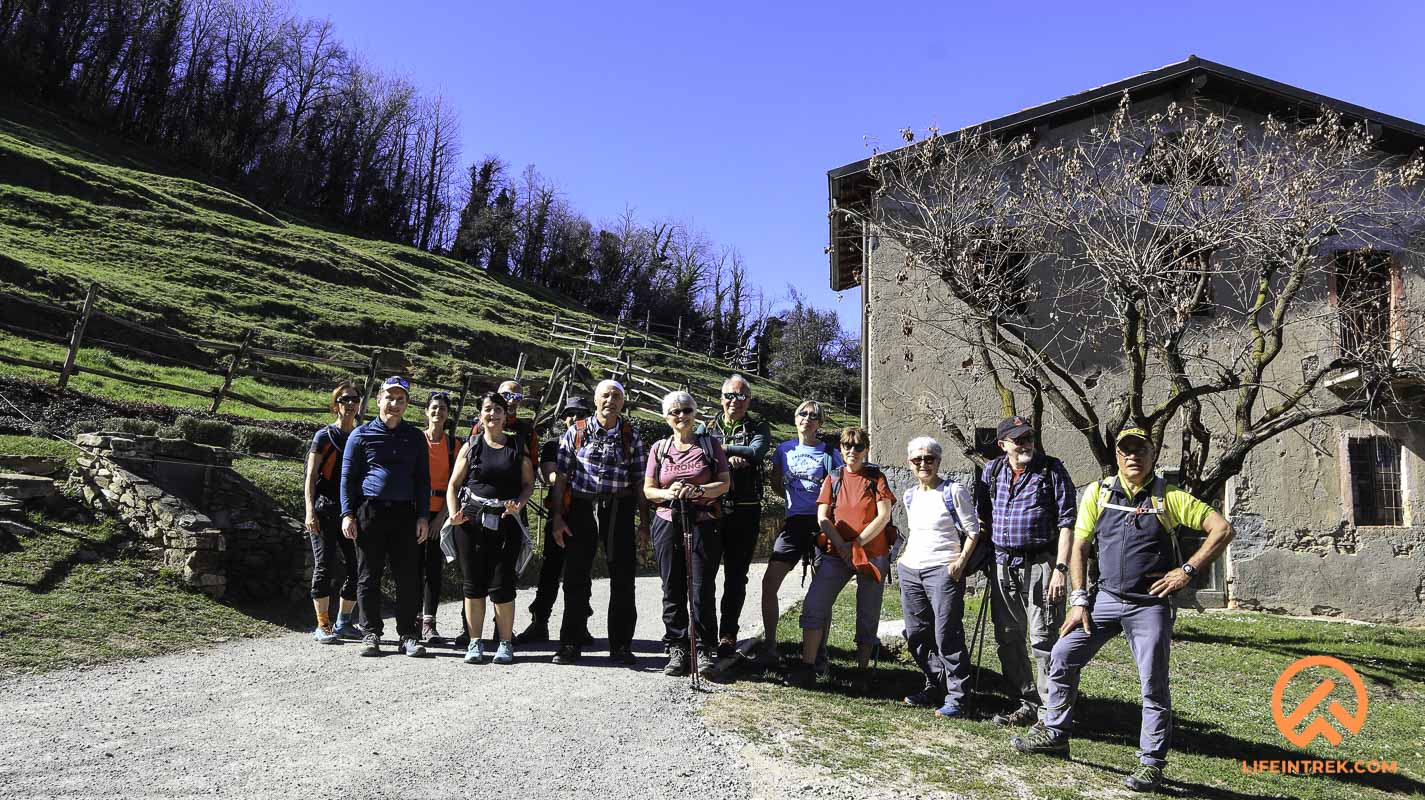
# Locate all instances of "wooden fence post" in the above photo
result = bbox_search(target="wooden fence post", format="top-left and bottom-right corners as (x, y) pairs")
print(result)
(514, 352), (527, 382)
(209, 329), (253, 413)
(451, 371), (473, 435)
(643, 310), (651, 348)
(358, 349), (381, 419)
(57, 282), (99, 391)
(675, 316), (683, 350)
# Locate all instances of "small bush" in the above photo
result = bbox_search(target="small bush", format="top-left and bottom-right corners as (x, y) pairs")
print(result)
(173, 416), (234, 448)
(71, 420), (99, 435)
(101, 417), (160, 436)
(156, 425), (182, 439)
(233, 426), (305, 458)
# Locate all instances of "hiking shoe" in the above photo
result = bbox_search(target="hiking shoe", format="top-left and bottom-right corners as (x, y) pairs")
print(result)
(935, 699), (965, 718)
(904, 689), (941, 708)
(552, 644), (581, 665)
(1010, 725), (1069, 757)
(1124, 764), (1163, 792)
(464, 639), (485, 664)
(664, 646), (689, 676)
(400, 637), (427, 657)
(513, 619), (549, 645)
(717, 638), (737, 659)
(609, 645), (637, 666)
(333, 618), (362, 640)
(749, 644), (780, 670)
(421, 618), (442, 644)
(697, 650), (719, 678)
(313, 625), (339, 644)
(360, 633), (381, 657)
(993, 704), (1039, 727)
(492, 640), (515, 665)
(785, 663), (819, 689)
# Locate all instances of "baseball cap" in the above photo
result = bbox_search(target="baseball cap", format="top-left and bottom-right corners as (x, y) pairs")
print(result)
(1116, 427), (1152, 446)
(996, 415), (1034, 441)
(561, 396), (593, 417)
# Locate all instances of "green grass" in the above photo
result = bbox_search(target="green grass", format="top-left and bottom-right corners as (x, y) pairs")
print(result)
(0, 506), (282, 675)
(0, 433), (78, 478)
(0, 98), (842, 438)
(708, 587), (1425, 800)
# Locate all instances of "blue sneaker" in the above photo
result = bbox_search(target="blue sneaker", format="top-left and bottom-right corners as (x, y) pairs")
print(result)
(313, 625), (339, 644)
(334, 617), (362, 640)
(935, 700), (965, 718)
(464, 640), (485, 664)
(492, 640), (514, 665)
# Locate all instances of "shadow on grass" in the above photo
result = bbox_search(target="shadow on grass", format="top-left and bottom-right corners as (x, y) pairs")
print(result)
(1173, 627), (1424, 690)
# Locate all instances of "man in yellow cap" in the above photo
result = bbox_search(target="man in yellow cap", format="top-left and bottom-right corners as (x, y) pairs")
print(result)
(1010, 427), (1234, 793)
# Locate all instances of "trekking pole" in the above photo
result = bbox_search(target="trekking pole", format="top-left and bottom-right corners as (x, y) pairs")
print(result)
(970, 572), (991, 695)
(680, 499), (701, 690)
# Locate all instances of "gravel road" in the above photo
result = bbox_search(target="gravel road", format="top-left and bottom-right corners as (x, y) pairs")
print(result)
(0, 565), (804, 799)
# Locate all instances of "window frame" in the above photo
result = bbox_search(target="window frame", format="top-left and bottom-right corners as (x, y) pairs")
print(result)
(1338, 431), (1408, 528)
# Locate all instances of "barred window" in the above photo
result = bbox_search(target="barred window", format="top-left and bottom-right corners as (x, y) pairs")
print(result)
(1346, 435), (1404, 527)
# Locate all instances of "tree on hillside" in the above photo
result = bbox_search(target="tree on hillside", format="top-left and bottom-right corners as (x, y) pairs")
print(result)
(856, 99), (1425, 498)
(450, 156), (506, 267)
(766, 288), (860, 408)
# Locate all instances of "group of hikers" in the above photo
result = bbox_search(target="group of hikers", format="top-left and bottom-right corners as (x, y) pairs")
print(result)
(302, 371), (1234, 793)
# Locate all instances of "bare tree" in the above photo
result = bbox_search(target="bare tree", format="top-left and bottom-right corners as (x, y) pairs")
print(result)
(858, 97), (1425, 498)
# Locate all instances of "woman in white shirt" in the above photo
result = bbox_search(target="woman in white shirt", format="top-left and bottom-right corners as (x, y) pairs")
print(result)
(898, 436), (981, 718)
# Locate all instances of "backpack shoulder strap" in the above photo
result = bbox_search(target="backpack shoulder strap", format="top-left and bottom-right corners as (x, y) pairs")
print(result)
(942, 480), (963, 532)
(1097, 475), (1116, 511)
(445, 433), (458, 474)
(572, 417), (589, 450)
(696, 433), (717, 470)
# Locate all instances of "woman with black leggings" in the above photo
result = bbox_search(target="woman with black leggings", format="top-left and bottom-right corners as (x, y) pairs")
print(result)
(304, 381), (362, 643)
(446, 392), (533, 665)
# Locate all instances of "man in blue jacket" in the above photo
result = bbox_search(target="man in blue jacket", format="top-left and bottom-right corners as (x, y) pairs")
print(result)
(341, 376), (432, 658)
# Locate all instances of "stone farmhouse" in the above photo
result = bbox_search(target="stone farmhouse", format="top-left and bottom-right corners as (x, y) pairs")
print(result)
(826, 56), (1425, 625)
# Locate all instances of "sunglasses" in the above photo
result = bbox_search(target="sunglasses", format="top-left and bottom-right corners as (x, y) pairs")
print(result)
(383, 377), (410, 390)
(909, 455), (938, 465)
(500, 391), (523, 403)
(722, 392), (748, 401)
(796, 411), (822, 420)
(428, 391), (450, 402)
(841, 442), (868, 452)
(337, 395), (360, 405)
(667, 407), (695, 417)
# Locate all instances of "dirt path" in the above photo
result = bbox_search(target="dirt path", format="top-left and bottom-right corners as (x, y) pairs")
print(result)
(0, 565), (804, 799)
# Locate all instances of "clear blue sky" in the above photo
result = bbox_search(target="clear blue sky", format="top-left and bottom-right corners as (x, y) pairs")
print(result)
(292, 0), (1425, 332)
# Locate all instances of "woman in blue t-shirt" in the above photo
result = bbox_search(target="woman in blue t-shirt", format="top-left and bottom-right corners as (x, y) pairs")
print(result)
(753, 400), (842, 667)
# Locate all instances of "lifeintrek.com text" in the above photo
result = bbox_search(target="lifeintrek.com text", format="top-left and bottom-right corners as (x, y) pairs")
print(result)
(1240, 759), (1399, 775)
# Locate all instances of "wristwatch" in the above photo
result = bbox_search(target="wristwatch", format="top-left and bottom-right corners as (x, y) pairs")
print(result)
(1180, 562), (1198, 578)
(1054, 562), (1069, 575)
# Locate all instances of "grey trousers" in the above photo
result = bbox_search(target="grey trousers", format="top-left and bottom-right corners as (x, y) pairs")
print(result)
(799, 552), (889, 644)
(1043, 590), (1174, 767)
(898, 562), (970, 703)
(989, 549), (1063, 713)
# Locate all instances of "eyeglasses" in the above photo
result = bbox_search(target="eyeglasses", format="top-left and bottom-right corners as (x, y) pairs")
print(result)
(1010, 434), (1036, 446)
(909, 455), (938, 465)
(667, 407), (695, 417)
(500, 391), (523, 403)
(722, 392), (748, 402)
(337, 395), (360, 405)
(1117, 439), (1151, 456)
(796, 411), (821, 420)
(841, 442), (868, 452)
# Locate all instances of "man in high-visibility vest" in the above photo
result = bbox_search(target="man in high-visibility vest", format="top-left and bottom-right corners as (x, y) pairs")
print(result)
(1010, 427), (1234, 793)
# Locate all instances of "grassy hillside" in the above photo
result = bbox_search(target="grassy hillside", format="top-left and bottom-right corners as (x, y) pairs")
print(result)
(0, 98), (839, 435)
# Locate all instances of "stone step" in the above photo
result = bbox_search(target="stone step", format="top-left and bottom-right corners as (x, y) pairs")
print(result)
(0, 473), (57, 502)
(0, 455), (66, 477)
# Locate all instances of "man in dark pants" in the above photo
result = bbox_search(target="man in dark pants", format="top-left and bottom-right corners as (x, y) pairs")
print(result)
(515, 396), (594, 645)
(696, 374), (770, 658)
(548, 380), (651, 665)
(340, 376), (432, 658)
(1011, 427), (1234, 793)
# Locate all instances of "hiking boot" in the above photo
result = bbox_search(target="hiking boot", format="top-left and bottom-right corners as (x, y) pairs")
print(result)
(464, 639), (485, 664)
(1124, 764), (1163, 792)
(1010, 725), (1069, 758)
(400, 637), (427, 658)
(421, 618), (442, 644)
(904, 689), (941, 708)
(333, 618), (362, 640)
(993, 703), (1039, 728)
(696, 650), (718, 678)
(513, 619), (549, 645)
(935, 699), (966, 718)
(552, 644), (581, 665)
(313, 625), (339, 644)
(717, 638), (737, 659)
(664, 646), (689, 676)
(360, 633), (381, 657)
(609, 645), (637, 666)
(492, 640), (515, 665)
(785, 663), (818, 689)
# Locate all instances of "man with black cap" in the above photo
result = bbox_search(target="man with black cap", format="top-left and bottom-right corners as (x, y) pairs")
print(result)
(340, 376), (432, 658)
(976, 415), (1077, 726)
(1011, 426), (1233, 793)
(514, 395), (596, 644)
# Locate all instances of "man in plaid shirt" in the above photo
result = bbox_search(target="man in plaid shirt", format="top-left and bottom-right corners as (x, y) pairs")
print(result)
(976, 416), (1077, 726)
(549, 379), (651, 666)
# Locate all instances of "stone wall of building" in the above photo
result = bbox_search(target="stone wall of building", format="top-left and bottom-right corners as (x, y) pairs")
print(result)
(74, 433), (309, 602)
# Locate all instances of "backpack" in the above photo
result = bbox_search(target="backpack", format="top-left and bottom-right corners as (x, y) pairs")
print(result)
(1093, 475), (1183, 566)
(311, 425), (345, 511)
(572, 416), (640, 482)
(984, 455), (1058, 506)
(818, 464), (899, 557)
(471, 417), (536, 464)
(904, 480), (991, 576)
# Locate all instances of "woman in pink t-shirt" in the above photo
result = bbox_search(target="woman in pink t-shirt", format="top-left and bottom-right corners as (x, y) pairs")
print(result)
(643, 390), (731, 678)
